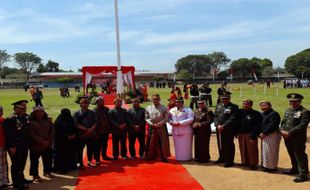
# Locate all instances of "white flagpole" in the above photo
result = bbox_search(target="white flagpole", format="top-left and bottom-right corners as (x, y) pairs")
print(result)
(114, 0), (124, 96)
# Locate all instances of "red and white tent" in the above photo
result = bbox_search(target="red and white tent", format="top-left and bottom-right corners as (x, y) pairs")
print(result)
(81, 66), (135, 94)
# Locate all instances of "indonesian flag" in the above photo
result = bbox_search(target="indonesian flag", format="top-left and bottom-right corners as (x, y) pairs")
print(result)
(251, 67), (258, 81)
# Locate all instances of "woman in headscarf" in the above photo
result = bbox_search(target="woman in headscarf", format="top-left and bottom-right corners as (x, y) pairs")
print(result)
(53, 108), (77, 174)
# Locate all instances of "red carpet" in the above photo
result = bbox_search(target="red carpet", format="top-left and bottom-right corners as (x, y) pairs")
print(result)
(98, 93), (116, 105)
(75, 104), (203, 190)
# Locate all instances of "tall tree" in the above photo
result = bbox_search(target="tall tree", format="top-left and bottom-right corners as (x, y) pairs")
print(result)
(285, 48), (310, 78)
(208, 51), (231, 80)
(0, 50), (11, 70)
(0, 66), (20, 78)
(175, 55), (212, 78)
(37, 63), (48, 73)
(230, 58), (262, 79)
(14, 52), (41, 82)
(176, 69), (193, 81)
(46, 60), (60, 72)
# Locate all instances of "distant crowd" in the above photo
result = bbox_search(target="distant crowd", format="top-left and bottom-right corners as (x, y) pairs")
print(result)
(283, 78), (310, 88)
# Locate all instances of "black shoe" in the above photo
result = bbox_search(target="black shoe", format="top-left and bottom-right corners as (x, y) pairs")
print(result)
(13, 184), (26, 190)
(249, 165), (258, 170)
(102, 156), (113, 161)
(262, 168), (277, 173)
(214, 159), (225, 164)
(293, 176), (308, 183)
(282, 169), (298, 175)
(23, 179), (33, 184)
(224, 163), (234, 168)
(122, 156), (129, 160)
(78, 164), (85, 170)
(161, 159), (168, 163)
(113, 157), (118, 160)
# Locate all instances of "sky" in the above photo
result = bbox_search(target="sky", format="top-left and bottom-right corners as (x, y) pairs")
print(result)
(1, 0), (310, 72)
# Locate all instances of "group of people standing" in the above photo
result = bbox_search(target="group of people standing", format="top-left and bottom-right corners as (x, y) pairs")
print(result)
(213, 91), (310, 183)
(165, 89), (310, 183)
(0, 89), (309, 190)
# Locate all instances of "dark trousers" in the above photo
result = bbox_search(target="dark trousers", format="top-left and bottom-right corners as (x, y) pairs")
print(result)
(216, 130), (235, 164)
(94, 133), (110, 162)
(284, 137), (309, 177)
(112, 133), (127, 158)
(205, 95), (212, 107)
(77, 139), (96, 164)
(200, 95), (213, 107)
(9, 144), (28, 186)
(190, 97), (199, 110)
(29, 148), (52, 176)
(34, 99), (43, 107)
(194, 129), (211, 162)
(128, 132), (145, 157)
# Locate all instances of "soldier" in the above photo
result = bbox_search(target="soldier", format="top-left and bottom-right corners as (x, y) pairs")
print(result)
(214, 91), (239, 167)
(193, 98), (214, 163)
(3, 100), (33, 190)
(280, 93), (310, 183)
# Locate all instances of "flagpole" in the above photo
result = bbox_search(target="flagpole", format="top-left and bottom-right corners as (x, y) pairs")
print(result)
(114, 0), (124, 96)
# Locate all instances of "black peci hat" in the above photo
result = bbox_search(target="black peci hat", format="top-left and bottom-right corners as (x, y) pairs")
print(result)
(175, 97), (184, 102)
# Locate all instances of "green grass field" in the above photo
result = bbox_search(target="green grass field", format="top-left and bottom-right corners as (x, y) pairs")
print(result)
(0, 83), (309, 120)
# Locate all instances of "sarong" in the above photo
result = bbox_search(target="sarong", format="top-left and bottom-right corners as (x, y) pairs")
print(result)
(261, 132), (281, 169)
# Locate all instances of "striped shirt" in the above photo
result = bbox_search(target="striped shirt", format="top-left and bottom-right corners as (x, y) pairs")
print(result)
(29, 119), (54, 151)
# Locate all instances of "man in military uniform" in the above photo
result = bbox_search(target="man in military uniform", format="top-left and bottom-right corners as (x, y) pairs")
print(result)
(280, 93), (310, 183)
(3, 100), (32, 190)
(193, 98), (214, 163)
(214, 91), (238, 167)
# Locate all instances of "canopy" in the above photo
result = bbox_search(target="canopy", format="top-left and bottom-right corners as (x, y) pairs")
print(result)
(82, 66), (135, 94)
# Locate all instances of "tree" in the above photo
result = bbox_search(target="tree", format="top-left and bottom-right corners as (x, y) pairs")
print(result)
(0, 66), (20, 78)
(176, 69), (193, 81)
(46, 60), (60, 72)
(37, 63), (48, 73)
(262, 66), (275, 77)
(208, 51), (231, 80)
(14, 52), (41, 82)
(0, 50), (11, 70)
(175, 55), (212, 78)
(285, 48), (310, 78)
(230, 58), (262, 79)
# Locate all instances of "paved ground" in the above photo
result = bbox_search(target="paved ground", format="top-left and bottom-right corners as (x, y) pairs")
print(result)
(4, 131), (310, 190)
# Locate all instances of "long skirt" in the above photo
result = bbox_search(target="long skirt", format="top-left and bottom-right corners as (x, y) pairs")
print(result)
(53, 140), (77, 174)
(146, 127), (171, 160)
(261, 132), (281, 169)
(238, 133), (258, 166)
(173, 133), (193, 161)
(0, 147), (9, 186)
